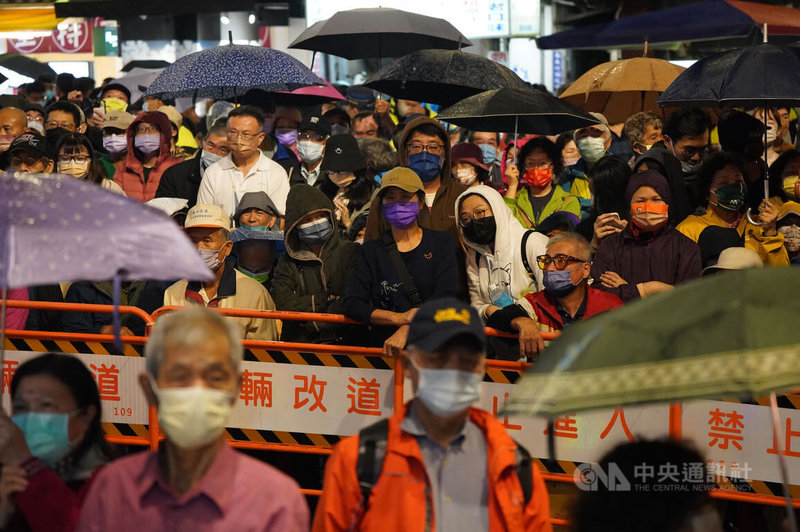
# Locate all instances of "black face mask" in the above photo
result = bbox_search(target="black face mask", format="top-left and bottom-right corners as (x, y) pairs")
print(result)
(463, 216), (497, 245)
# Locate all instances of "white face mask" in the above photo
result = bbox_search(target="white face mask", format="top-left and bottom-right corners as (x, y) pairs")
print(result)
(27, 120), (45, 134)
(766, 128), (778, 144)
(201, 149), (223, 171)
(455, 167), (477, 186)
(576, 136), (606, 164)
(412, 357), (482, 417)
(297, 140), (324, 164)
(103, 134), (128, 154)
(150, 377), (234, 449)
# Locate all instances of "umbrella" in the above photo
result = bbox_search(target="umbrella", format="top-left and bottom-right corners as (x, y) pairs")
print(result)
(114, 67), (164, 104)
(0, 171), (213, 354)
(436, 87), (601, 136)
(121, 60), (171, 72)
(657, 42), (800, 108)
(503, 267), (800, 530)
(144, 44), (324, 100)
(273, 78), (345, 107)
(288, 8), (472, 60)
(0, 53), (55, 79)
(364, 49), (528, 108)
(559, 57), (685, 124)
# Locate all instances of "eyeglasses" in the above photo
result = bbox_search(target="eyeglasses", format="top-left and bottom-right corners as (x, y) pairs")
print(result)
(27, 115), (44, 123)
(226, 129), (259, 141)
(524, 161), (553, 171)
(677, 144), (711, 158)
(135, 125), (160, 135)
(536, 254), (586, 270)
(45, 121), (75, 131)
(459, 208), (490, 227)
(58, 154), (90, 163)
(407, 142), (444, 155)
(10, 155), (46, 168)
(298, 131), (327, 142)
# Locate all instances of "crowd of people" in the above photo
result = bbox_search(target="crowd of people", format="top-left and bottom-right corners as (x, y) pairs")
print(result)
(1, 67), (796, 531)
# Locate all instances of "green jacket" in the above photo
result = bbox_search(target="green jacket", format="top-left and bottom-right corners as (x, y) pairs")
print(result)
(270, 184), (361, 343)
(504, 185), (581, 229)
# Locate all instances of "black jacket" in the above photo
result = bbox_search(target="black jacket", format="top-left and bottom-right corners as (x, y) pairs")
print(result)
(155, 156), (203, 209)
(270, 184), (362, 343)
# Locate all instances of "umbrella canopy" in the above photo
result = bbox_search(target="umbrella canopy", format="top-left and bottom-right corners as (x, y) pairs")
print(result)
(504, 268), (800, 419)
(437, 87), (600, 136)
(274, 78), (344, 106)
(144, 44), (324, 100)
(537, 0), (800, 50)
(560, 57), (685, 124)
(288, 8), (472, 60)
(0, 53), (55, 79)
(114, 67), (164, 104)
(364, 49), (528, 107)
(0, 171), (212, 289)
(657, 42), (800, 108)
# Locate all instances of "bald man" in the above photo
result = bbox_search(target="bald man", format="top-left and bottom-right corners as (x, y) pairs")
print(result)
(0, 107), (27, 153)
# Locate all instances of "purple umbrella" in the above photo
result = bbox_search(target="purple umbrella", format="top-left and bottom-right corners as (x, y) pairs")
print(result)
(0, 171), (213, 355)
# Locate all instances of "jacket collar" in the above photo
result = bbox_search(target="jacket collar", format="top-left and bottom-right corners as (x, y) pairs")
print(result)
(185, 258), (236, 306)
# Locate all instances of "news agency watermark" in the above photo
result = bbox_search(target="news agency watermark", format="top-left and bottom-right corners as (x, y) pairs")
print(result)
(573, 461), (752, 492)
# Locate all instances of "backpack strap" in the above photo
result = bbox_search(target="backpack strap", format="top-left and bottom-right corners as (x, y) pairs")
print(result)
(514, 441), (534, 506)
(380, 231), (422, 307)
(520, 230), (536, 281)
(356, 417), (390, 516)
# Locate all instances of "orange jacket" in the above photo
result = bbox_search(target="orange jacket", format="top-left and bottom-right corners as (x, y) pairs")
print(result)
(312, 403), (553, 532)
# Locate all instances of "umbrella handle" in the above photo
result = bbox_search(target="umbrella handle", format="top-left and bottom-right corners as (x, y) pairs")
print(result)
(745, 207), (764, 226)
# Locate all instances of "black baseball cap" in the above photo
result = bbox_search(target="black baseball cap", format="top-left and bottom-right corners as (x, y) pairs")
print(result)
(407, 298), (486, 353)
(299, 114), (331, 138)
(7, 131), (55, 161)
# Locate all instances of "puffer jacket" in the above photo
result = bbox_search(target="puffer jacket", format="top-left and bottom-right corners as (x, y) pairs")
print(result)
(113, 112), (181, 201)
(456, 185), (549, 322)
(270, 184), (361, 343)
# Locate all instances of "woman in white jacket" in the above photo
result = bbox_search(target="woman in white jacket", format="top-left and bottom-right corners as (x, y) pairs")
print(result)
(455, 185), (549, 323)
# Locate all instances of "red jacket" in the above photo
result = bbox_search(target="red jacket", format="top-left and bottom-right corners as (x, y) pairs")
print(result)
(312, 403), (553, 532)
(113, 112), (181, 201)
(520, 286), (623, 335)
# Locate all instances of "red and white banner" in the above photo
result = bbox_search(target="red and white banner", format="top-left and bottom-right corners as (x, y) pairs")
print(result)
(7, 22), (93, 54)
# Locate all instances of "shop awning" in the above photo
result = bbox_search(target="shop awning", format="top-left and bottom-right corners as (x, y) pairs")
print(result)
(0, 6), (63, 32)
(537, 0), (800, 50)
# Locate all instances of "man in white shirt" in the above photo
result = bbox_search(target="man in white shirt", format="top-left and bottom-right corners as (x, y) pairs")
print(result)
(197, 105), (290, 221)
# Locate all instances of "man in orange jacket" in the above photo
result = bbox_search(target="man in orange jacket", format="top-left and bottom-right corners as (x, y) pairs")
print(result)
(312, 297), (552, 532)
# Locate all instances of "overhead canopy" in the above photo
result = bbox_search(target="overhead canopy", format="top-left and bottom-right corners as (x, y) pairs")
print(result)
(54, 0), (289, 17)
(537, 0), (800, 50)
(0, 6), (63, 32)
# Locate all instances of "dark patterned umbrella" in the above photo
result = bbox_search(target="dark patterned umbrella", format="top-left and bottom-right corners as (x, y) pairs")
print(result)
(288, 8), (471, 60)
(364, 49), (528, 107)
(437, 87), (600, 135)
(144, 44), (324, 100)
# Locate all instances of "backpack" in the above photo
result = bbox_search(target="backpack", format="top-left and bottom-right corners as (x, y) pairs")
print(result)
(356, 418), (534, 514)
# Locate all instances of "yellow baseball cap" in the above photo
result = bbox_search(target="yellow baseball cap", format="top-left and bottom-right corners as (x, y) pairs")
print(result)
(184, 204), (232, 230)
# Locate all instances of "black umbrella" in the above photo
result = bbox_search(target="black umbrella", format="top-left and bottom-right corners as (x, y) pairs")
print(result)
(0, 53), (55, 79)
(437, 87), (600, 136)
(657, 43), (800, 108)
(121, 60), (172, 72)
(363, 49), (528, 107)
(288, 8), (472, 60)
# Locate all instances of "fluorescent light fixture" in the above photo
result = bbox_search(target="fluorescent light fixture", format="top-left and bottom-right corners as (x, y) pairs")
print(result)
(248, 13), (256, 24)
(220, 14), (230, 25)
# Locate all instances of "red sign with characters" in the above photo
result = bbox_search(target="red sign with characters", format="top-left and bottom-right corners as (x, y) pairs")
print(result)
(8, 22), (93, 54)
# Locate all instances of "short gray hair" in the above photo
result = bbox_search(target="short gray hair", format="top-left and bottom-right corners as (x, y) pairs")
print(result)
(547, 232), (592, 262)
(144, 307), (243, 377)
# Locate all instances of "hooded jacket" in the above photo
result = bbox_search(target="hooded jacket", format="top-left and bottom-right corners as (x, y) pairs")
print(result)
(456, 185), (549, 322)
(591, 171), (702, 302)
(633, 147), (693, 223)
(364, 116), (467, 243)
(270, 184), (361, 343)
(113, 112), (181, 201)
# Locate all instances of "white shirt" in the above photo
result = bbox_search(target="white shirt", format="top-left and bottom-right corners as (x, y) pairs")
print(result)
(196, 151), (290, 217)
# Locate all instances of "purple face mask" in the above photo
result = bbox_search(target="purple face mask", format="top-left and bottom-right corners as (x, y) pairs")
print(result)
(382, 201), (419, 229)
(275, 128), (297, 146)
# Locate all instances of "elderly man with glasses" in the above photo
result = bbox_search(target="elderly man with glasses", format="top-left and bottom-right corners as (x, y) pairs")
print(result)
(197, 105), (290, 224)
(487, 232), (622, 360)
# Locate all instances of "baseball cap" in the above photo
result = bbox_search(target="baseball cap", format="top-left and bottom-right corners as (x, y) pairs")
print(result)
(299, 114), (331, 138)
(378, 167), (424, 195)
(320, 134), (365, 173)
(702, 247), (763, 274)
(407, 298), (486, 352)
(184, 204), (232, 230)
(102, 110), (134, 131)
(346, 85), (375, 110)
(8, 131), (54, 161)
(101, 82), (132, 103)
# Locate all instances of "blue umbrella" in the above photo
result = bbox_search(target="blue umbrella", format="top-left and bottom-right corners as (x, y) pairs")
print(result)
(0, 171), (213, 353)
(144, 44), (324, 100)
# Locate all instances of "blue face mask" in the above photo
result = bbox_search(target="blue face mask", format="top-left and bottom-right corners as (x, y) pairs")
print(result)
(479, 144), (497, 165)
(12, 412), (74, 467)
(297, 217), (333, 246)
(543, 270), (578, 298)
(408, 152), (441, 182)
